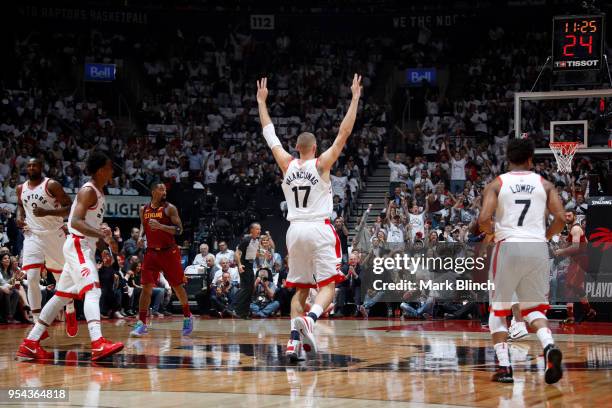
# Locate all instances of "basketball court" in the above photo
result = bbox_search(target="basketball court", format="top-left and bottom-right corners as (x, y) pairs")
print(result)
(1, 317), (611, 407)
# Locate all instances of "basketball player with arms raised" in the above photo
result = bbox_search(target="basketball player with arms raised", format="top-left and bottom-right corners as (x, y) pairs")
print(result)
(257, 74), (361, 361)
(130, 183), (193, 337)
(17, 158), (78, 337)
(17, 151), (124, 361)
(479, 138), (566, 384)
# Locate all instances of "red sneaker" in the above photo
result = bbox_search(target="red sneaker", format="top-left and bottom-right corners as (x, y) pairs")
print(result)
(66, 312), (78, 337)
(40, 330), (49, 341)
(16, 339), (54, 361)
(91, 338), (124, 361)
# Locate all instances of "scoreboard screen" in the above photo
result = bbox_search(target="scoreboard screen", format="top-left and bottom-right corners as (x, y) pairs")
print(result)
(552, 15), (604, 72)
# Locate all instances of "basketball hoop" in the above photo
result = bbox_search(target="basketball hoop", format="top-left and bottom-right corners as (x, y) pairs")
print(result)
(549, 141), (579, 173)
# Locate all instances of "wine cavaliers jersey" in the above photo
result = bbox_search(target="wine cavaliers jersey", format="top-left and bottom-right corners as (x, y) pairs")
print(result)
(143, 203), (176, 249)
(281, 158), (333, 222)
(494, 171), (547, 242)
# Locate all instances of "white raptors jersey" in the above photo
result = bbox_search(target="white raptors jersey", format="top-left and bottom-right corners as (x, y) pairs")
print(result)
(282, 158), (333, 222)
(20, 178), (64, 234)
(495, 171), (547, 242)
(68, 182), (105, 243)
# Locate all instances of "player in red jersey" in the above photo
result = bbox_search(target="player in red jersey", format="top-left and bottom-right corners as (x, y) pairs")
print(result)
(555, 210), (596, 323)
(130, 183), (193, 337)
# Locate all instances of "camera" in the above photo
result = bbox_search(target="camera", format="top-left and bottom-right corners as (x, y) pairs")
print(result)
(261, 276), (268, 282)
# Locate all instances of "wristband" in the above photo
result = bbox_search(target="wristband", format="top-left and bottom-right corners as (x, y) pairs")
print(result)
(262, 124), (281, 149)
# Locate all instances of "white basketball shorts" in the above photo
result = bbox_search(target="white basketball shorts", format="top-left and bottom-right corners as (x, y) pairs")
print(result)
(55, 234), (100, 299)
(21, 228), (66, 275)
(285, 219), (345, 289)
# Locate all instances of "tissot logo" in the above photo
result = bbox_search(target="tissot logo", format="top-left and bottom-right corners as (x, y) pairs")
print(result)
(566, 60), (599, 67)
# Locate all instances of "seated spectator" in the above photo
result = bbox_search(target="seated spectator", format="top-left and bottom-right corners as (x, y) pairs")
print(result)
(210, 271), (238, 317)
(400, 289), (434, 319)
(0, 252), (30, 323)
(214, 257), (240, 284)
(250, 268), (280, 318)
(192, 243), (210, 266)
(122, 227), (143, 258)
(99, 249), (125, 319)
(335, 253), (362, 317)
(196, 254), (221, 314)
(215, 241), (235, 266)
(125, 261), (143, 316)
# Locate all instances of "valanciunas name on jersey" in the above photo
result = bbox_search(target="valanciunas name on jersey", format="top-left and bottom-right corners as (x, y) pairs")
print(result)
(284, 170), (319, 186)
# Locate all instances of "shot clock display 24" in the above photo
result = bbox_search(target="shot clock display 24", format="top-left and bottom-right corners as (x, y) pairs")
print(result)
(552, 15), (604, 72)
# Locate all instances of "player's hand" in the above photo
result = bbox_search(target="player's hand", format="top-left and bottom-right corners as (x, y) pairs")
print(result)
(148, 219), (161, 230)
(256, 78), (268, 104)
(32, 207), (48, 217)
(351, 73), (362, 101)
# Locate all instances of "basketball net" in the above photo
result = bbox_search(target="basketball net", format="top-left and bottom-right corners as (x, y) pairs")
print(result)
(549, 141), (579, 173)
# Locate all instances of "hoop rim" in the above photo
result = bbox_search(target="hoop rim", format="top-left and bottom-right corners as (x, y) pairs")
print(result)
(549, 141), (580, 147)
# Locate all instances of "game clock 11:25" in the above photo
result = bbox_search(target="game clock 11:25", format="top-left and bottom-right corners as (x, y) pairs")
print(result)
(552, 15), (604, 72)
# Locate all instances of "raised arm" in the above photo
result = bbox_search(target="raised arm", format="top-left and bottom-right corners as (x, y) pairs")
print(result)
(257, 77), (293, 174)
(317, 74), (362, 173)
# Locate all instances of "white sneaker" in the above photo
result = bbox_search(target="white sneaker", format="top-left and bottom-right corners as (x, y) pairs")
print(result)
(113, 311), (125, 319)
(286, 339), (303, 362)
(294, 316), (317, 356)
(508, 320), (528, 341)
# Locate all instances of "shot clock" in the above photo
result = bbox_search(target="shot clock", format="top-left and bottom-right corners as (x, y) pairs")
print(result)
(552, 14), (605, 72)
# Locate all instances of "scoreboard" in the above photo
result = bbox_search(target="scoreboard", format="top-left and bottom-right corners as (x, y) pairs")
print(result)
(552, 14), (605, 72)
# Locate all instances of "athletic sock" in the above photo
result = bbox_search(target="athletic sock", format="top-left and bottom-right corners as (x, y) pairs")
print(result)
(27, 323), (47, 341)
(291, 330), (300, 341)
(32, 312), (40, 323)
(139, 310), (148, 324)
(536, 327), (554, 349)
(494, 342), (511, 367)
(87, 321), (102, 342)
(308, 304), (324, 322)
(182, 303), (191, 317)
(83, 290), (102, 342)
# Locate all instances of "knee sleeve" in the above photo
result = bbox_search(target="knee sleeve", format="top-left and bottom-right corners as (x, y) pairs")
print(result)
(26, 269), (43, 310)
(525, 311), (547, 325)
(489, 313), (509, 334)
(83, 287), (102, 322)
(39, 295), (71, 325)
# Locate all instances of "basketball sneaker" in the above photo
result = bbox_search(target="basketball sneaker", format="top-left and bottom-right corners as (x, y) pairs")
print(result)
(66, 311), (78, 337)
(129, 320), (148, 337)
(16, 339), (54, 361)
(491, 366), (514, 383)
(508, 320), (528, 342)
(91, 337), (124, 361)
(294, 316), (317, 355)
(286, 339), (303, 362)
(182, 315), (194, 336)
(544, 344), (563, 384)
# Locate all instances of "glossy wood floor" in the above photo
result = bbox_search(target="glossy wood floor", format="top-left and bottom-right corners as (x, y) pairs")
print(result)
(1, 316), (612, 407)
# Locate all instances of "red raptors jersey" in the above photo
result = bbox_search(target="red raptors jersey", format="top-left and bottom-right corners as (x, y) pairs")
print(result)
(143, 203), (175, 249)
